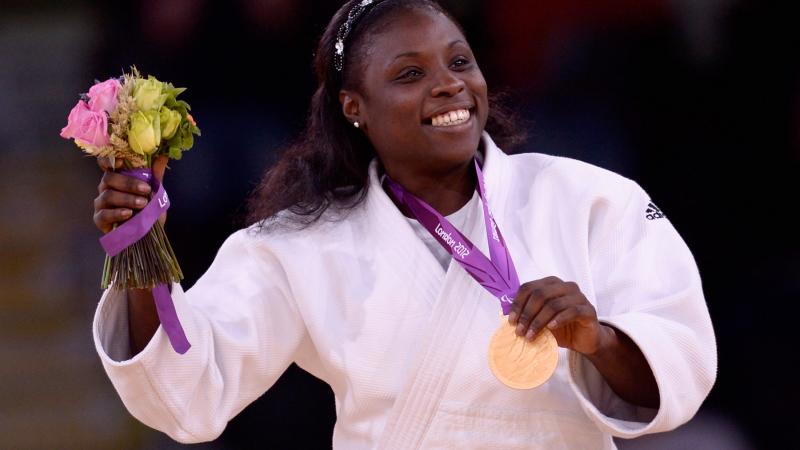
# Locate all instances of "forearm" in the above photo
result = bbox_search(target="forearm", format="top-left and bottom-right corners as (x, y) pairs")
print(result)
(127, 288), (161, 355)
(584, 325), (660, 409)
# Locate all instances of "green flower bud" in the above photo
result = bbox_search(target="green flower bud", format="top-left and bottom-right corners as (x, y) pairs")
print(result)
(128, 110), (161, 155)
(159, 107), (182, 140)
(133, 77), (167, 111)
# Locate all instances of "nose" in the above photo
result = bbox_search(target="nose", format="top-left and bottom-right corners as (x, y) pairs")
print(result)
(430, 68), (465, 97)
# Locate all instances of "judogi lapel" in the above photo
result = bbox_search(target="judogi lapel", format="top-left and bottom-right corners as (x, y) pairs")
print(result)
(373, 134), (511, 449)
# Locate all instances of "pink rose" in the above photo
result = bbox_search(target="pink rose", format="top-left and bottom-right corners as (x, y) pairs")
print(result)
(60, 100), (110, 147)
(87, 78), (121, 113)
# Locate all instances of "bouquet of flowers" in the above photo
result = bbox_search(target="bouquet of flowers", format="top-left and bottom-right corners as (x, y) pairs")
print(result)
(60, 67), (200, 353)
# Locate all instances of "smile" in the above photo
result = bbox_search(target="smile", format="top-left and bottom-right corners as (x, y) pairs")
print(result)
(431, 108), (470, 127)
(423, 105), (477, 130)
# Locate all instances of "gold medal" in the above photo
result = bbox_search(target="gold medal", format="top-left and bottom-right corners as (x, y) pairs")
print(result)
(488, 316), (559, 389)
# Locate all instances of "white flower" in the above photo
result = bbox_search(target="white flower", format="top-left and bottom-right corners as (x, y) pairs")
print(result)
(361, 0), (373, 6)
(335, 40), (344, 55)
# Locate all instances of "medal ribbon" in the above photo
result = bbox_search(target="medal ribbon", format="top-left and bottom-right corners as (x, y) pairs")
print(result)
(385, 159), (520, 315)
(99, 168), (191, 354)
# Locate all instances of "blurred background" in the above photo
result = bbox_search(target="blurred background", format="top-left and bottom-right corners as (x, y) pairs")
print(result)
(1, 0), (797, 448)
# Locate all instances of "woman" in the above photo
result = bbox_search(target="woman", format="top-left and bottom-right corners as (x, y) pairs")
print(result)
(92, 0), (717, 448)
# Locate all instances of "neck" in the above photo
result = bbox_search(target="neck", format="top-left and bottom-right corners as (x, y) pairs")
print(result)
(383, 159), (476, 216)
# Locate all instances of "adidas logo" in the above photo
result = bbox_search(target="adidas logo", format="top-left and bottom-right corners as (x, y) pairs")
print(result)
(645, 202), (666, 220)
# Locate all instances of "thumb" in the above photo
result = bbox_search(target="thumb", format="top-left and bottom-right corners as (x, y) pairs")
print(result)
(152, 155), (169, 183)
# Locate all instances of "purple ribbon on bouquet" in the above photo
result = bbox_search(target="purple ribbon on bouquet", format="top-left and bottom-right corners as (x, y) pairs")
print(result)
(385, 159), (520, 315)
(99, 168), (190, 354)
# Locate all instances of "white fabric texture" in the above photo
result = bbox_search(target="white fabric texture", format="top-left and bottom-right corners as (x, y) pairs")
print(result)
(93, 133), (717, 448)
(404, 189), (478, 271)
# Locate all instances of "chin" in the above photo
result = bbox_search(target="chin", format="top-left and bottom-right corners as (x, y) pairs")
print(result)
(422, 116), (483, 160)
(423, 136), (482, 174)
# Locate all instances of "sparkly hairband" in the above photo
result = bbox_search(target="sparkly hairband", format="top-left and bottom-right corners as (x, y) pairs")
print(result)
(334, 0), (385, 72)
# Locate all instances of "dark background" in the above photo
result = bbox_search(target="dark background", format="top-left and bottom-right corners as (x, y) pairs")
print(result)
(0, 0), (797, 448)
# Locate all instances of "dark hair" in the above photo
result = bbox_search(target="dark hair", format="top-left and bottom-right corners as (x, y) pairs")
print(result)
(246, 0), (526, 231)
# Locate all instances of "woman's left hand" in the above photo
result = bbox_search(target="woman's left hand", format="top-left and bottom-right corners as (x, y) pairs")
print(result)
(508, 276), (609, 355)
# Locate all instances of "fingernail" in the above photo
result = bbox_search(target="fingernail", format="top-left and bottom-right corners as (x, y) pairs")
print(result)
(121, 209), (132, 218)
(137, 183), (151, 194)
(135, 197), (146, 207)
(515, 323), (525, 336)
(547, 320), (557, 329)
(508, 311), (518, 325)
(526, 329), (535, 340)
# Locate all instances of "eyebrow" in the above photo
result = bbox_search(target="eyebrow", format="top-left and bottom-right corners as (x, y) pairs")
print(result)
(389, 39), (466, 63)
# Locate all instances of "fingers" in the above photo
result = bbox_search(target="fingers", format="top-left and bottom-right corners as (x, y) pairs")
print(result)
(93, 189), (151, 233)
(94, 171), (152, 234)
(152, 155), (168, 183)
(510, 279), (587, 340)
(97, 156), (168, 183)
(150, 156), (169, 226)
(94, 208), (133, 234)
(98, 171), (152, 196)
(508, 277), (563, 325)
(94, 189), (149, 212)
(508, 276), (561, 325)
(516, 292), (578, 339)
(92, 157), (169, 234)
(546, 304), (595, 331)
(97, 156), (123, 172)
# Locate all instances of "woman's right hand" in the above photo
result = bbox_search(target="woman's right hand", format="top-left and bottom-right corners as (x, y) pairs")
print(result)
(93, 156), (168, 233)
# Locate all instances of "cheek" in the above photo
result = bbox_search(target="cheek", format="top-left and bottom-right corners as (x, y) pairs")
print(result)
(373, 95), (420, 135)
(471, 75), (490, 124)
(362, 95), (420, 159)
(475, 71), (488, 98)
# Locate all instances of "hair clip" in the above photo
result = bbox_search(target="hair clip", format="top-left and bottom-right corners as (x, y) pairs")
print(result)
(334, 0), (381, 72)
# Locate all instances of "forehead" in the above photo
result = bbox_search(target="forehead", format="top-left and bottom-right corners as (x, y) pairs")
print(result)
(362, 8), (467, 68)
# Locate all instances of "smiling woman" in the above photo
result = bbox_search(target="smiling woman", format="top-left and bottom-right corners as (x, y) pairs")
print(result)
(340, 8), (488, 216)
(246, 0), (523, 227)
(90, 0), (717, 448)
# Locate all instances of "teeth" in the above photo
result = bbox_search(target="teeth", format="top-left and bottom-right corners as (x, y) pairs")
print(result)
(431, 108), (471, 127)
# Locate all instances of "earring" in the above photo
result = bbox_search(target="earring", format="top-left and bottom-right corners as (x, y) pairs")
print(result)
(353, 121), (360, 128)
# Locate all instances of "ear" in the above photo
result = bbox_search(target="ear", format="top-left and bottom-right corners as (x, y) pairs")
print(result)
(339, 90), (364, 127)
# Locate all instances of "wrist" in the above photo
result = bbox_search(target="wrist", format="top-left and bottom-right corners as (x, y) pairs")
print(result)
(585, 324), (618, 360)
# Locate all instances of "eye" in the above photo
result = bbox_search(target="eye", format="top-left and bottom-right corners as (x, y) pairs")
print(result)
(451, 57), (471, 69)
(397, 68), (423, 81)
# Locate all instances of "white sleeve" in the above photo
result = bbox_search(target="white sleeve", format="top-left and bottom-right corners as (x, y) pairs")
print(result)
(567, 182), (717, 438)
(92, 229), (309, 443)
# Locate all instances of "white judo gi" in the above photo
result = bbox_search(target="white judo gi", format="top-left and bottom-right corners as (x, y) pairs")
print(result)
(93, 132), (717, 449)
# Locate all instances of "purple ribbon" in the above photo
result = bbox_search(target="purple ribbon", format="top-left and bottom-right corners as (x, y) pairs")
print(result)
(385, 160), (520, 315)
(152, 283), (190, 354)
(100, 169), (170, 257)
(100, 168), (190, 354)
